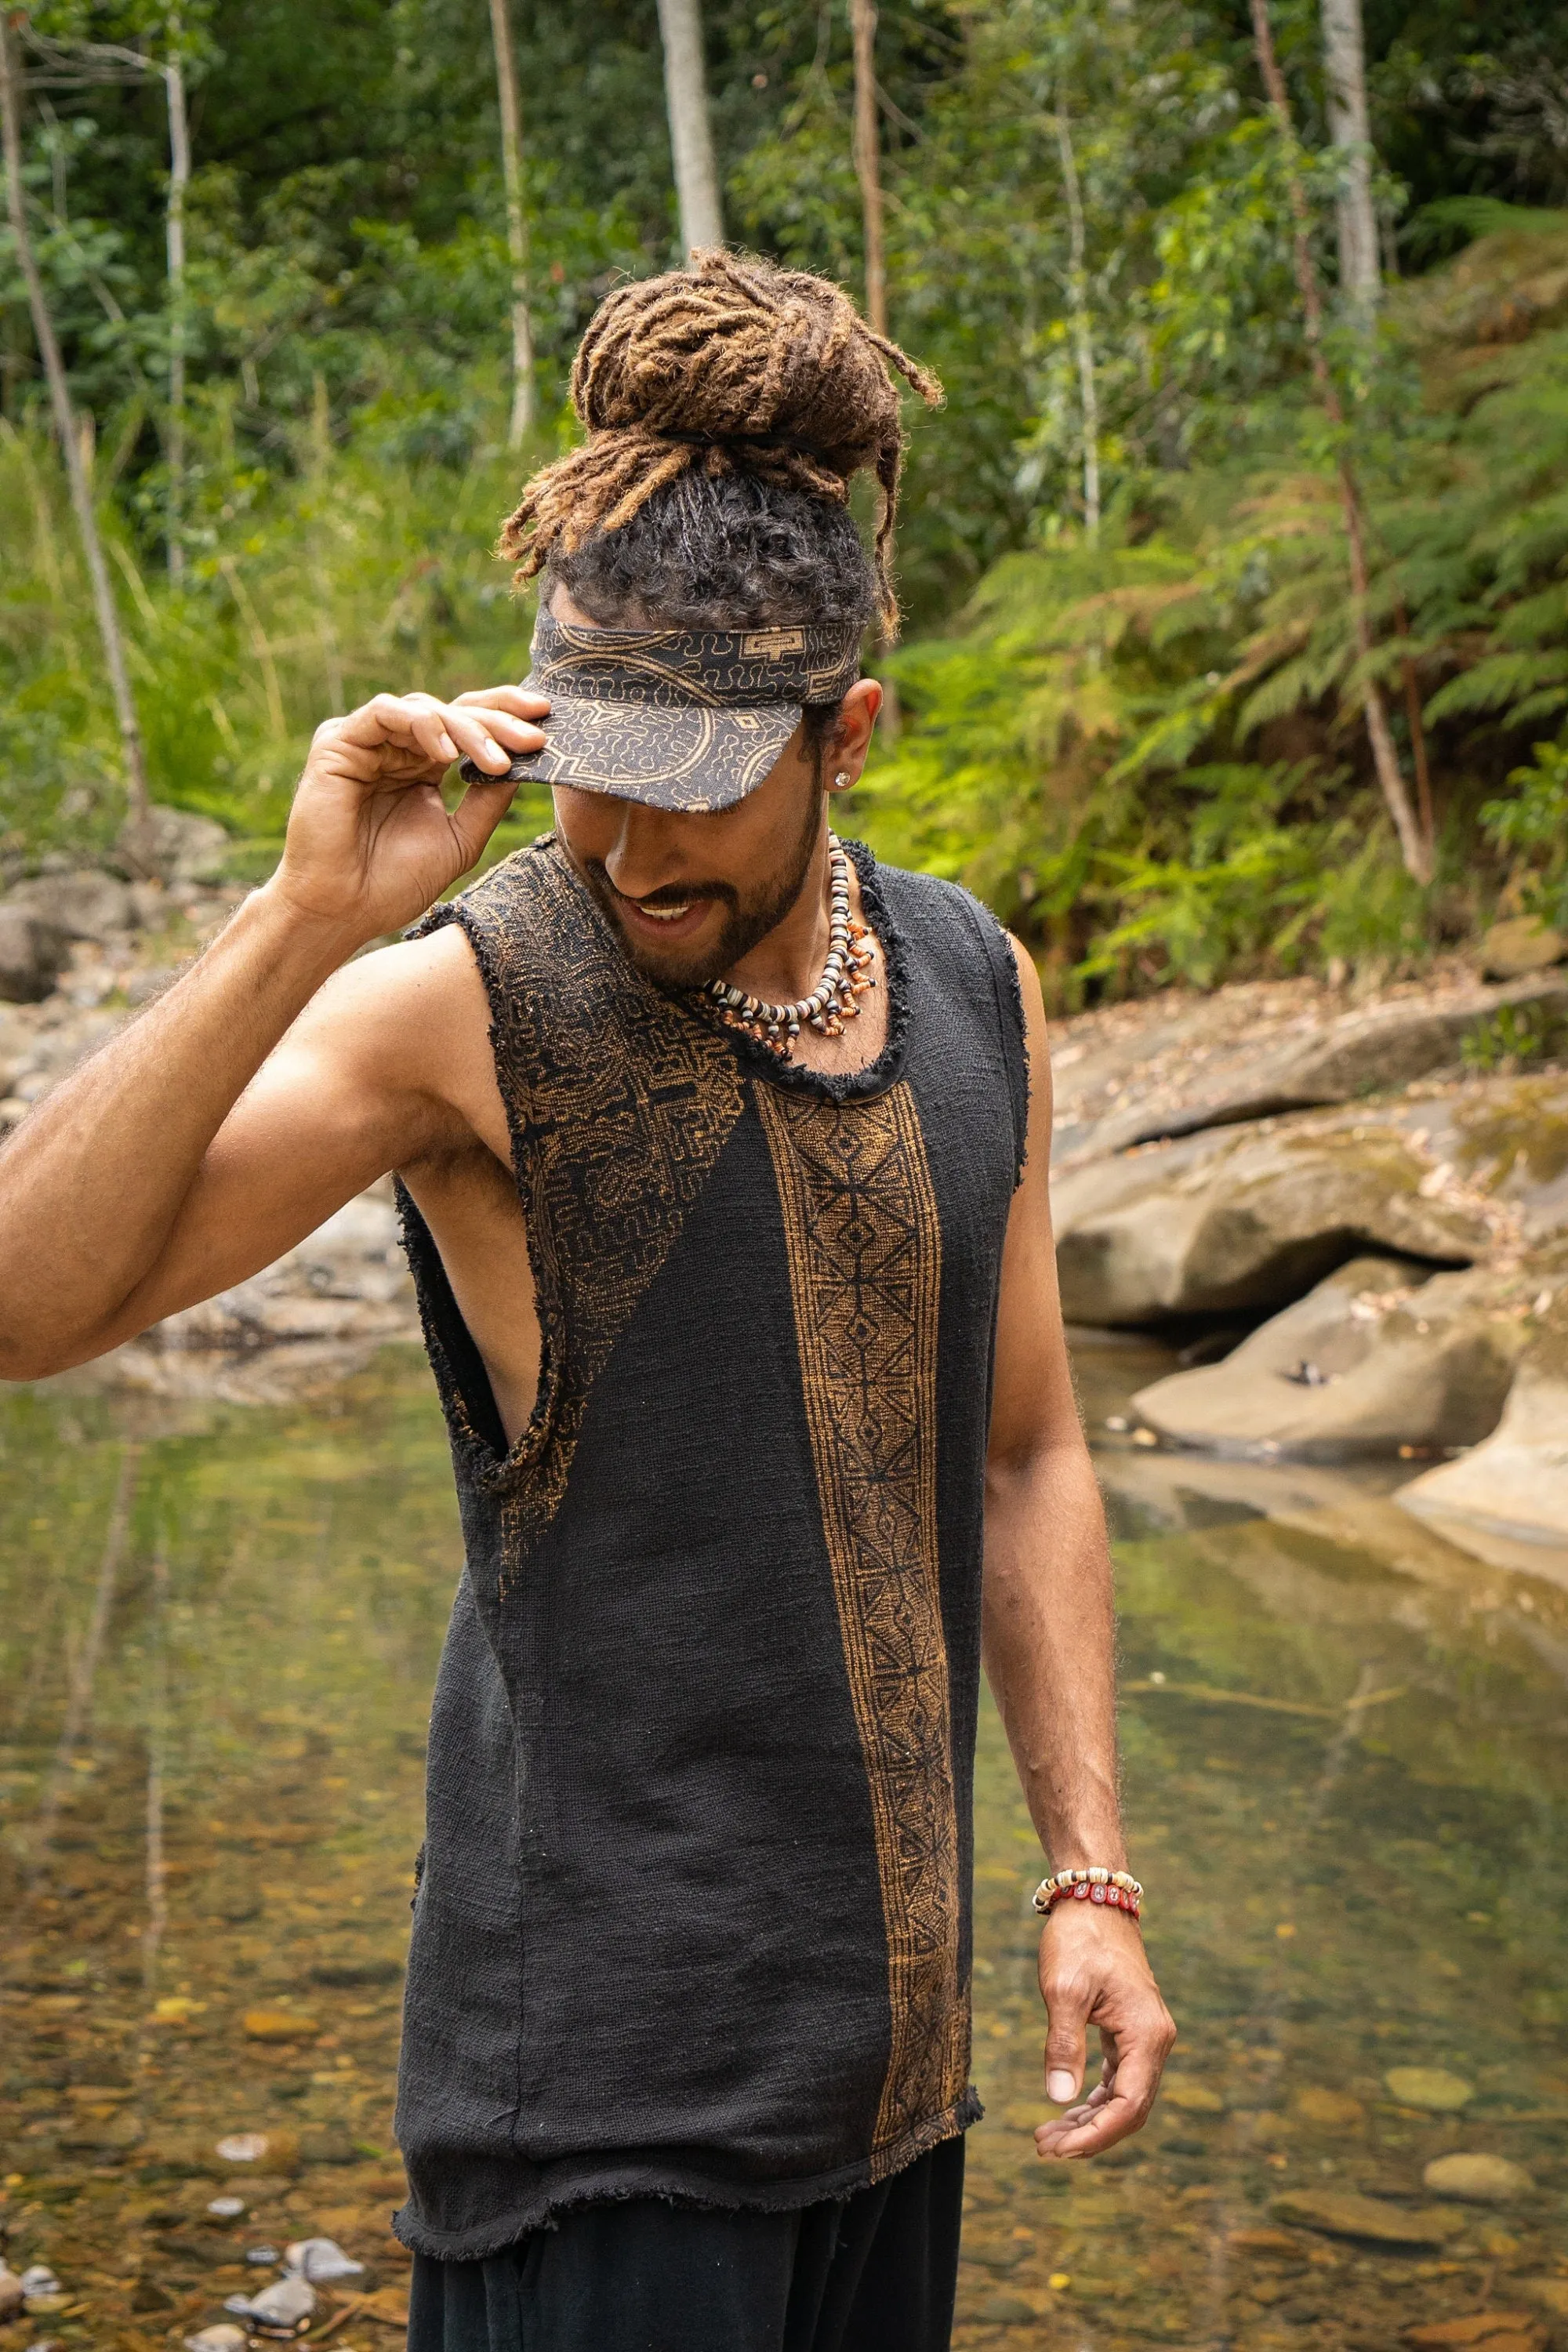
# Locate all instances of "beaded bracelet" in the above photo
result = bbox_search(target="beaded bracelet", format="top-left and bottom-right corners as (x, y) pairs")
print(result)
(1033, 1867), (1143, 1918)
(1042, 1881), (1142, 1921)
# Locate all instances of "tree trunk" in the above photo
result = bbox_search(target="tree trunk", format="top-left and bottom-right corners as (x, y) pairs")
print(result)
(655, 0), (724, 255)
(163, 39), (190, 578)
(1320, 0), (1379, 318)
(849, 0), (887, 337)
(1249, 0), (1431, 884)
(0, 7), (153, 865)
(488, 0), (535, 445)
(1053, 101), (1100, 543)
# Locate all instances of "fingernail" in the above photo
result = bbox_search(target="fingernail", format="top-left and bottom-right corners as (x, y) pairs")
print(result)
(1047, 2071), (1077, 2104)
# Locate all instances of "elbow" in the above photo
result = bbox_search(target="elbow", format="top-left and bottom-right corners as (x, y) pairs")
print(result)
(0, 1319), (116, 1384)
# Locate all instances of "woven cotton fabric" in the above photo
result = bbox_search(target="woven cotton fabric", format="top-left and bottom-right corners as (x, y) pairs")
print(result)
(391, 838), (1028, 2259)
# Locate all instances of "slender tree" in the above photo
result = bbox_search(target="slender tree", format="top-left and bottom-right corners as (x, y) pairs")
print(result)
(162, 24), (189, 575)
(1249, 0), (1431, 884)
(1052, 100), (1099, 543)
(849, 0), (887, 337)
(655, 0), (724, 254)
(1320, 0), (1378, 318)
(488, 0), (535, 445)
(0, 5), (153, 864)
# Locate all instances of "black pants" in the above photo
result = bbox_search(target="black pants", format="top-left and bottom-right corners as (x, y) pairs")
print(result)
(405, 2135), (964, 2352)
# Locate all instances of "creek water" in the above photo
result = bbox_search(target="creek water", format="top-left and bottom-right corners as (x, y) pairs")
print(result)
(2, 1340), (1565, 2351)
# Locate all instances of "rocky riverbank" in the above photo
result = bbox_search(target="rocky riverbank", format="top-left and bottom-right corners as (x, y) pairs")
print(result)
(1051, 964), (1568, 1577)
(5, 848), (1566, 1577)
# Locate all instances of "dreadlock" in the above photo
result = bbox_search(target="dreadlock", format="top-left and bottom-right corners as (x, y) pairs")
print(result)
(499, 248), (942, 637)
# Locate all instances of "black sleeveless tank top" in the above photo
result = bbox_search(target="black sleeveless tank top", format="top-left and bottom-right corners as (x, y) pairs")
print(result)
(392, 835), (1028, 2258)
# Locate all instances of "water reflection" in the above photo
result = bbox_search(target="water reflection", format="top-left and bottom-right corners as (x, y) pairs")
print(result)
(2, 1345), (1566, 2350)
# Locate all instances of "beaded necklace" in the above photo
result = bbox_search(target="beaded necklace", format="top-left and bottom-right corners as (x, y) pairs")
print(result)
(701, 834), (877, 1059)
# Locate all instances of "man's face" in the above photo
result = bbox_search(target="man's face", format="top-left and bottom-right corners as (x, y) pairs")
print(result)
(553, 732), (826, 993)
(546, 589), (881, 993)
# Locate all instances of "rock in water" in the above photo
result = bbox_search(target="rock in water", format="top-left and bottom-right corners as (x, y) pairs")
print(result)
(1161, 2078), (1225, 2113)
(1406, 2318), (1544, 2350)
(1269, 2189), (1458, 2245)
(285, 2238), (365, 2283)
(18, 2267), (62, 2300)
(223, 2273), (317, 2328)
(1385, 2066), (1475, 2113)
(1290, 2085), (1367, 2130)
(0, 2268), (24, 2321)
(1480, 917), (1566, 981)
(215, 2132), (271, 2162)
(1424, 2152), (1534, 2203)
(1398, 1352), (1568, 1561)
(1132, 1256), (1525, 1459)
(241, 2009), (319, 2042)
(185, 2330), (249, 2352)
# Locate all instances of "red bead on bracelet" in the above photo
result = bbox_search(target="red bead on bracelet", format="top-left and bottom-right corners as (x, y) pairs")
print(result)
(1044, 1881), (1142, 1921)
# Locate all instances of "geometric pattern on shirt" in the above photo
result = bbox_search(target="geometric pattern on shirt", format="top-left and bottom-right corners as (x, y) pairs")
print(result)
(756, 1079), (968, 2171)
(434, 839), (747, 1581)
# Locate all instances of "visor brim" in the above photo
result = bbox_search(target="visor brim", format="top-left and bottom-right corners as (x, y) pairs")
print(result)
(467, 698), (804, 814)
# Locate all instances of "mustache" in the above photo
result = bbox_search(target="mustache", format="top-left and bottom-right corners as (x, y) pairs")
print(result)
(587, 862), (739, 913)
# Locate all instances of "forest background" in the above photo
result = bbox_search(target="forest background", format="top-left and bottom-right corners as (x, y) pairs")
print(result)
(1, 0), (1566, 1007)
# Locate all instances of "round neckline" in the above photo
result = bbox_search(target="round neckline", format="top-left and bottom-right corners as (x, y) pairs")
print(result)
(542, 832), (909, 1105)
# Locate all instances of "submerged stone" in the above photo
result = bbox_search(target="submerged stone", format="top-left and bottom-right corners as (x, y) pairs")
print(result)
(1423, 2152), (1534, 2203)
(1290, 2085), (1366, 2129)
(1269, 2189), (1458, 2245)
(1161, 2078), (1225, 2113)
(241, 2009), (319, 2043)
(1385, 2067), (1475, 2113)
(184, 2330), (248, 2352)
(284, 2238), (365, 2283)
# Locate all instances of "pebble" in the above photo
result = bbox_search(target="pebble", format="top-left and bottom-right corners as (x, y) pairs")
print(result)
(245, 2245), (281, 2265)
(1423, 2151), (1534, 2204)
(215, 2132), (270, 2162)
(285, 2238), (366, 2283)
(223, 2273), (317, 2328)
(0, 2270), (24, 2323)
(977, 2294), (1036, 2324)
(241, 2009), (320, 2043)
(1162, 2078), (1225, 2113)
(207, 2196), (246, 2219)
(185, 2329), (249, 2352)
(1269, 2188), (1459, 2245)
(1406, 2317), (1544, 2350)
(1385, 2065), (1474, 2112)
(18, 2267), (61, 2301)
(1290, 2085), (1366, 2129)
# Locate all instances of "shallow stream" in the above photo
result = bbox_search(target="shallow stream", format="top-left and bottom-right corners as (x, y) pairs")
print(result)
(2, 1341), (1565, 2350)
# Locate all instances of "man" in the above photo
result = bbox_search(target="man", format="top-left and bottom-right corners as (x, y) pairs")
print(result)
(0, 250), (1173, 2352)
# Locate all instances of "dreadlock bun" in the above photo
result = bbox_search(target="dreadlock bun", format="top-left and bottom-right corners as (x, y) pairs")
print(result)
(500, 249), (942, 634)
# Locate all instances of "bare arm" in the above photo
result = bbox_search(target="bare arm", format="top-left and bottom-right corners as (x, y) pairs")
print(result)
(983, 941), (1175, 2157)
(0, 684), (546, 1378)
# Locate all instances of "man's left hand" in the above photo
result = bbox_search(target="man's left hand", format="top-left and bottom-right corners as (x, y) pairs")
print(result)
(1032, 1903), (1176, 2160)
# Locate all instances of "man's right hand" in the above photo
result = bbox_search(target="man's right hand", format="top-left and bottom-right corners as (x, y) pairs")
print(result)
(267, 684), (550, 942)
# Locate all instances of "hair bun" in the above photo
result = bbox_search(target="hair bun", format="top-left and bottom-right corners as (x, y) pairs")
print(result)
(501, 249), (942, 633)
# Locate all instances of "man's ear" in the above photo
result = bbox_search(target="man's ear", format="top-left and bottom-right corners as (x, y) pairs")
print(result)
(827, 678), (884, 786)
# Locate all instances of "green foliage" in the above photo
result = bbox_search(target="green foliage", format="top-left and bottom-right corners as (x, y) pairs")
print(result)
(1480, 738), (1568, 932)
(3, 0), (1568, 1002)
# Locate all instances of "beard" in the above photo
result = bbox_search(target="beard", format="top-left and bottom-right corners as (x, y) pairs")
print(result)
(576, 786), (826, 993)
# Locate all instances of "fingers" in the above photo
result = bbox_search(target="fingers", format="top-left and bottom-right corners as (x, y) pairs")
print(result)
(451, 684), (551, 717)
(1035, 2032), (1166, 2161)
(337, 692), (546, 778)
(1041, 1958), (1091, 2109)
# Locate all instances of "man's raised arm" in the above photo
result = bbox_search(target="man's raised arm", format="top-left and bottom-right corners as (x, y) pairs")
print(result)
(0, 684), (546, 1380)
(982, 941), (1176, 2158)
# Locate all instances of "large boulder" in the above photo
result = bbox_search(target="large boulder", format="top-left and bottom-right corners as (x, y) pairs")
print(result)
(1051, 972), (1568, 1165)
(1052, 1115), (1490, 1325)
(0, 905), (68, 1004)
(5, 868), (134, 941)
(115, 807), (232, 889)
(1131, 1256), (1530, 1461)
(1398, 1336), (1568, 1572)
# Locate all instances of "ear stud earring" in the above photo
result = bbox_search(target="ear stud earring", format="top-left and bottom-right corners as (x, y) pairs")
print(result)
(833, 771), (851, 789)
